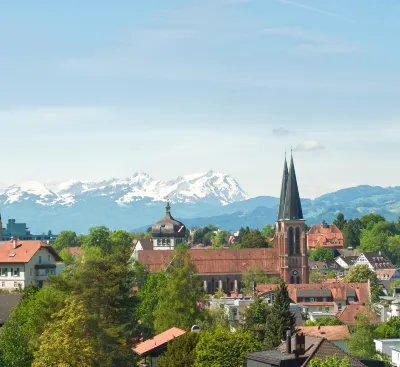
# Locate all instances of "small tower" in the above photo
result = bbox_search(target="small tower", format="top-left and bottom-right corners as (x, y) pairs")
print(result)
(274, 154), (309, 284)
(151, 201), (186, 250)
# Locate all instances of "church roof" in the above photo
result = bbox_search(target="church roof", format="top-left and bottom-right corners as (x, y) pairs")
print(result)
(283, 155), (303, 220)
(151, 202), (186, 238)
(277, 157), (289, 220)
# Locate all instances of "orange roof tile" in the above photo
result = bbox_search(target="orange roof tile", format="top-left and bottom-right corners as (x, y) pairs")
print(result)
(336, 305), (379, 326)
(67, 247), (83, 255)
(132, 327), (187, 356)
(297, 326), (350, 341)
(138, 248), (280, 275)
(307, 224), (344, 249)
(0, 240), (61, 263)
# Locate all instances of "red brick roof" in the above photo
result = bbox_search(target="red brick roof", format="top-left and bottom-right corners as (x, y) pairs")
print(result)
(132, 327), (187, 356)
(0, 240), (61, 263)
(138, 248), (280, 275)
(336, 305), (379, 326)
(297, 326), (350, 341)
(257, 282), (370, 304)
(67, 247), (83, 255)
(307, 224), (343, 248)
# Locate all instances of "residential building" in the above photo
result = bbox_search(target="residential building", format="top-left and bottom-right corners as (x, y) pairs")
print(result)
(309, 260), (342, 277)
(131, 239), (153, 261)
(0, 239), (62, 289)
(245, 333), (384, 367)
(257, 282), (371, 324)
(374, 339), (400, 359)
(335, 251), (396, 281)
(297, 326), (350, 350)
(307, 222), (344, 250)
(132, 327), (187, 367)
(336, 304), (379, 326)
(67, 246), (83, 260)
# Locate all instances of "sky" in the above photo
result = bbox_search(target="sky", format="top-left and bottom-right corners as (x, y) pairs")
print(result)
(1, 0), (399, 199)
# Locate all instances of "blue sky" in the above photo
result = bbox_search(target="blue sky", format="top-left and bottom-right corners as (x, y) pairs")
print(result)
(1, 0), (399, 198)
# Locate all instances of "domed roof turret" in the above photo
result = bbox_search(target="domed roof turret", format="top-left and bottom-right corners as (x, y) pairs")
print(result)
(151, 202), (186, 238)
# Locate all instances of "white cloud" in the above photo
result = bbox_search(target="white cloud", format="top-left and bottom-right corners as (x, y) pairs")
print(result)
(294, 140), (325, 151)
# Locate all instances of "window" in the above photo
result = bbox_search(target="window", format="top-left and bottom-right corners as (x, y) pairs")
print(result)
(323, 298), (327, 302)
(338, 303), (343, 311)
(45, 269), (50, 275)
(51, 269), (56, 275)
(325, 307), (330, 312)
(14, 281), (18, 288)
(1, 281), (4, 287)
(13, 268), (20, 277)
(39, 256), (42, 264)
(310, 298), (315, 302)
(1, 268), (7, 276)
(319, 307), (323, 312)
(48, 254), (51, 261)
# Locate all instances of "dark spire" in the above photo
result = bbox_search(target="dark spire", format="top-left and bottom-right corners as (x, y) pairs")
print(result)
(277, 155), (289, 220)
(283, 154), (303, 220)
(166, 200), (171, 215)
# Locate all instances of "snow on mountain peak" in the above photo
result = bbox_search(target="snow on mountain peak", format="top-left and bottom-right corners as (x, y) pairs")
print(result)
(0, 171), (249, 207)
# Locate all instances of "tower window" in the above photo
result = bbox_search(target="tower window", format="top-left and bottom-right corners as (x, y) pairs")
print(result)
(288, 227), (294, 256)
(295, 227), (301, 255)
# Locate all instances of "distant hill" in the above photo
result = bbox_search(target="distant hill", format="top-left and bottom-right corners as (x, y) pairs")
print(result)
(0, 172), (399, 233)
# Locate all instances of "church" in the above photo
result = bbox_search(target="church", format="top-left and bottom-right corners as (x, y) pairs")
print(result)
(137, 154), (309, 293)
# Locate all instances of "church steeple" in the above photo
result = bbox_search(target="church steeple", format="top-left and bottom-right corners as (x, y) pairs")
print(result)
(283, 154), (303, 220)
(277, 156), (289, 220)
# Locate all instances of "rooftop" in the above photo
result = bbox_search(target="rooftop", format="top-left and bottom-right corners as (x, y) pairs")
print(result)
(0, 240), (61, 263)
(297, 326), (350, 341)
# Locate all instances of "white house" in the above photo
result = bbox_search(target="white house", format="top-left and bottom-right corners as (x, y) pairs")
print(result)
(0, 239), (63, 290)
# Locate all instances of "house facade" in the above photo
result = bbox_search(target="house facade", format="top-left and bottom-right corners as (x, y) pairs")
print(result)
(307, 222), (344, 250)
(0, 239), (62, 290)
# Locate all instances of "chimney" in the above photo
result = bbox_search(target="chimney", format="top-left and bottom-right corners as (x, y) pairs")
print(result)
(286, 329), (292, 354)
(13, 237), (17, 250)
(293, 333), (306, 358)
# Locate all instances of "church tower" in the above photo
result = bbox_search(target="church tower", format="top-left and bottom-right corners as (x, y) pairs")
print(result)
(274, 154), (309, 284)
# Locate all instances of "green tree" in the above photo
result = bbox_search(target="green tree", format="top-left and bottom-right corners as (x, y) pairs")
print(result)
(212, 231), (228, 248)
(83, 226), (112, 253)
(342, 219), (362, 248)
(32, 297), (97, 367)
(334, 213), (347, 230)
(264, 281), (296, 348)
(242, 265), (270, 294)
(136, 272), (167, 336)
(158, 332), (200, 367)
(153, 249), (204, 333)
(309, 247), (334, 261)
(310, 356), (351, 367)
(376, 316), (400, 338)
(194, 328), (262, 367)
(193, 228), (204, 244)
(53, 230), (78, 251)
(343, 264), (382, 302)
(346, 312), (377, 359)
(59, 247), (75, 266)
(387, 235), (400, 265)
(240, 229), (267, 248)
(242, 297), (270, 343)
(360, 214), (386, 230)
(198, 302), (230, 332)
(262, 224), (275, 239)
(110, 229), (133, 252)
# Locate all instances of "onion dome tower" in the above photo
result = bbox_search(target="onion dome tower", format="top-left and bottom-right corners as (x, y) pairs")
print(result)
(151, 201), (186, 250)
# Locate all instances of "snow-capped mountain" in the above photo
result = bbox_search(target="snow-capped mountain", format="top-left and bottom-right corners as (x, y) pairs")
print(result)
(0, 171), (248, 208)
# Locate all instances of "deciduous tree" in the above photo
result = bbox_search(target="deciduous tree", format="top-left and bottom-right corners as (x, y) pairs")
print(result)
(310, 356), (350, 367)
(242, 297), (270, 343)
(158, 332), (200, 367)
(53, 230), (78, 251)
(309, 247), (334, 261)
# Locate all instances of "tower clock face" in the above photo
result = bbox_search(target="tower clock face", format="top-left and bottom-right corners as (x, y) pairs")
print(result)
(293, 270), (298, 275)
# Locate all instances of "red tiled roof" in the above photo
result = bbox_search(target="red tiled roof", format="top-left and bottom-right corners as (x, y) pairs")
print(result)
(336, 305), (379, 326)
(297, 326), (350, 341)
(257, 282), (370, 304)
(300, 302), (334, 306)
(67, 247), (83, 255)
(138, 248), (280, 274)
(0, 240), (62, 263)
(132, 327), (186, 356)
(307, 224), (343, 248)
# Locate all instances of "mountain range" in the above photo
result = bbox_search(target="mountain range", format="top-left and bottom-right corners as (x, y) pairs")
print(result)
(0, 171), (399, 234)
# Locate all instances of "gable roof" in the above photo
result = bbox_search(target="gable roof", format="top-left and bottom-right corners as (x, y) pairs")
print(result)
(0, 240), (62, 263)
(336, 305), (379, 326)
(136, 239), (153, 250)
(67, 247), (83, 256)
(138, 248), (280, 274)
(132, 327), (186, 356)
(307, 224), (343, 248)
(297, 326), (350, 341)
(358, 252), (395, 269)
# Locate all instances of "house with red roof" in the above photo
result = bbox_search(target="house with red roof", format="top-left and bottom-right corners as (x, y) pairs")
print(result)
(307, 222), (344, 250)
(0, 239), (62, 290)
